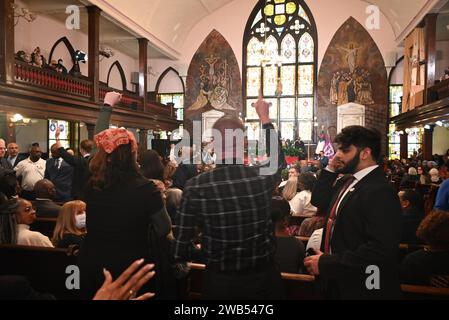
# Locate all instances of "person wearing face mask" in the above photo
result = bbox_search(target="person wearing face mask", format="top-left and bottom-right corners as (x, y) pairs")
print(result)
(304, 126), (402, 299)
(52, 200), (86, 248)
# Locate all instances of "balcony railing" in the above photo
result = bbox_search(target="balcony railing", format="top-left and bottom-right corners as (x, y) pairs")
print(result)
(13, 60), (175, 118)
(15, 60), (92, 98)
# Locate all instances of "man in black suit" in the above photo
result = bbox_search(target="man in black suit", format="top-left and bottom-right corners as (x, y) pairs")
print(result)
(32, 179), (61, 217)
(7, 143), (26, 168)
(55, 139), (93, 200)
(45, 143), (74, 201)
(304, 126), (402, 299)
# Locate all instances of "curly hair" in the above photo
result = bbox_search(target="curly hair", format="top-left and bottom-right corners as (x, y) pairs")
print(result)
(297, 172), (317, 191)
(334, 125), (381, 161)
(416, 210), (449, 250)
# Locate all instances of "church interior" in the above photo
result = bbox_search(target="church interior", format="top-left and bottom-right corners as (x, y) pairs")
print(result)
(0, 0), (449, 301)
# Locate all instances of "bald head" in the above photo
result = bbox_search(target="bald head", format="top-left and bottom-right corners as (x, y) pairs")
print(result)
(212, 115), (246, 162)
(0, 139), (6, 158)
(30, 146), (42, 162)
(33, 179), (56, 199)
(7, 143), (19, 157)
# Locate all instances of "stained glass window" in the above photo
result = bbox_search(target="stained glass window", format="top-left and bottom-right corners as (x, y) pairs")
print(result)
(298, 97), (313, 119)
(298, 65), (314, 95)
(244, 0), (316, 142)
(298, 121), (312, 141)
(247, 67), (261, 97)
(389, 85), (403, 118)
(281, 66), (295, 95)
(298, 33), (314, 63)
(281, 34), (296, 64)
(280, 121), (295, 140)
(159, 93), (184, 121)
(263, 66), (277, 96)
(247, 37), (262, 66)
(246, 99), (259, 120)
(280, 98), (295, 119)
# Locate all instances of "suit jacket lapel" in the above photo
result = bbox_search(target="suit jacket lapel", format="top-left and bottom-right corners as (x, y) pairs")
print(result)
(336, 167), (382, 216)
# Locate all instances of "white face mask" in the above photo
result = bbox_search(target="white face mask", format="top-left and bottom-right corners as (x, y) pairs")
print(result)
(75, 213), (86, 229)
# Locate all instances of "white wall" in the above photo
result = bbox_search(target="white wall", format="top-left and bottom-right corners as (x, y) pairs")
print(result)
(436, 40), (449, 81)
(14, 1), (138, 91)
(148, 59), (187, 92)
(15, 119), (48, 153)
(148, 0), (398, 94)
(390, 59), (404, 84)
(180, 0), (397, 76)
(433, 125), (449, 155)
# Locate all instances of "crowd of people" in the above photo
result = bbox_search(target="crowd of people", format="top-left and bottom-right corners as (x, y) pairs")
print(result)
(0, 91), (448, 300)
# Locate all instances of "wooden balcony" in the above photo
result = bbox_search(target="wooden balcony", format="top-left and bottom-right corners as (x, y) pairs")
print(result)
(0, 60), (180, 131)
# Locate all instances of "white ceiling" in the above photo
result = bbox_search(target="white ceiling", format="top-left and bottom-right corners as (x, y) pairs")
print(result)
(18, 0), (446, 60)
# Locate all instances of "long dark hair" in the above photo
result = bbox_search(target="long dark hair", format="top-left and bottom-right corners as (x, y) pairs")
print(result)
(0, 192), (18, 244)
(140, 150), (164, 181)
(88, 143), (143, 191)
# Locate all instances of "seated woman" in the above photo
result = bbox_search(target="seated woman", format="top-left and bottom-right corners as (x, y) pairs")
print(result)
(286, 173), (318, 217)
(271, 196), (305, 274)
(401, 210), (449, 286)
(429, 168), (443, 186)
(400, 167), (419, 188)
(15, 198), (53, 247)
(52, 200), (86, 248)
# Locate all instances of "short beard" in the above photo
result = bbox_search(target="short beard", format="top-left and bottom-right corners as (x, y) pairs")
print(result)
(336, 150), (360, 174)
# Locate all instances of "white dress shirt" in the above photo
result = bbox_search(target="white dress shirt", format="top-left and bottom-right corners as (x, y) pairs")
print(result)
(14, 157), (46, 191)
(16, 224), (54, 247)
(289, 190), (318, 217)
(8, 155), (17, 167)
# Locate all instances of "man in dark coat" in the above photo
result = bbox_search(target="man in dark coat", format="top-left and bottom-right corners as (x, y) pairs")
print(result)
(305, 126), (402, 299)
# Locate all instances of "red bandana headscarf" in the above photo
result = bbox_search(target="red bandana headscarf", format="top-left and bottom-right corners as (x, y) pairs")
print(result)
(94, 128), (138, 154)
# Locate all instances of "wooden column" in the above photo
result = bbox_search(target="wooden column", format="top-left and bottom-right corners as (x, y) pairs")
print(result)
(86, 123), (95, 140)
(423, 125), (434, 160)
(139, 129), (148, 151)
(424, 13), (437, 104)
(400, 132), (408, 159)
(138, 38), (148, 112)
(87, 6), (101, 103)
(0, 0), (15, 84)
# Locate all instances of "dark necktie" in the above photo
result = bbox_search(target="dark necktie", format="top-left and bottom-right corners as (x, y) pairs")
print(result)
(323, 176), (356, 254)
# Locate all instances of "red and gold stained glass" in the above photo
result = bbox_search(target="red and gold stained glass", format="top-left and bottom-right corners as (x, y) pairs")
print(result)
(247, 67), (261, 97)
(298, 65), (314, 95)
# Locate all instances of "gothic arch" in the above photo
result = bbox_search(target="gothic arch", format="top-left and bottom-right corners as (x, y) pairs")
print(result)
(48, 36), (77, 66)
(106, 60), (127, 92)
(155, 67), (185, 94)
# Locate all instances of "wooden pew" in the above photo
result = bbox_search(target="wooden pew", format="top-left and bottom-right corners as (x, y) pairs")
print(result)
(186, 263), (320, 300)
(0, 244), (79, 300)
(31, 217), (57, 239)
(185, 263), (449, 300)
(401, 284), (449, 300)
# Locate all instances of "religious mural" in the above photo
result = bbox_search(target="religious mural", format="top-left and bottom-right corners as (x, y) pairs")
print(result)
(317, 17), (388, 154)
(329, 43), (375, 106)
(185, 30), (242, 123)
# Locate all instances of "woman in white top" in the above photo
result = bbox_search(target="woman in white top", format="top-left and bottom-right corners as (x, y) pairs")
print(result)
(283, 173), (317, 217)
(15, 198), (53, 247)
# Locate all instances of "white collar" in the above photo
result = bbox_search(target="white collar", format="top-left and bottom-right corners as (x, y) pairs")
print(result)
(353, 165), (379, 182)
(17, 224), (30, 230)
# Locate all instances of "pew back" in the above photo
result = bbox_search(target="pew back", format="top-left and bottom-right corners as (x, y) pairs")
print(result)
(0, 244), (79, 300)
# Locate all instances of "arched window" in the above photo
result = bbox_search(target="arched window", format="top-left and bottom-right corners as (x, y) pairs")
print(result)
(243, 0), (317, 141)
